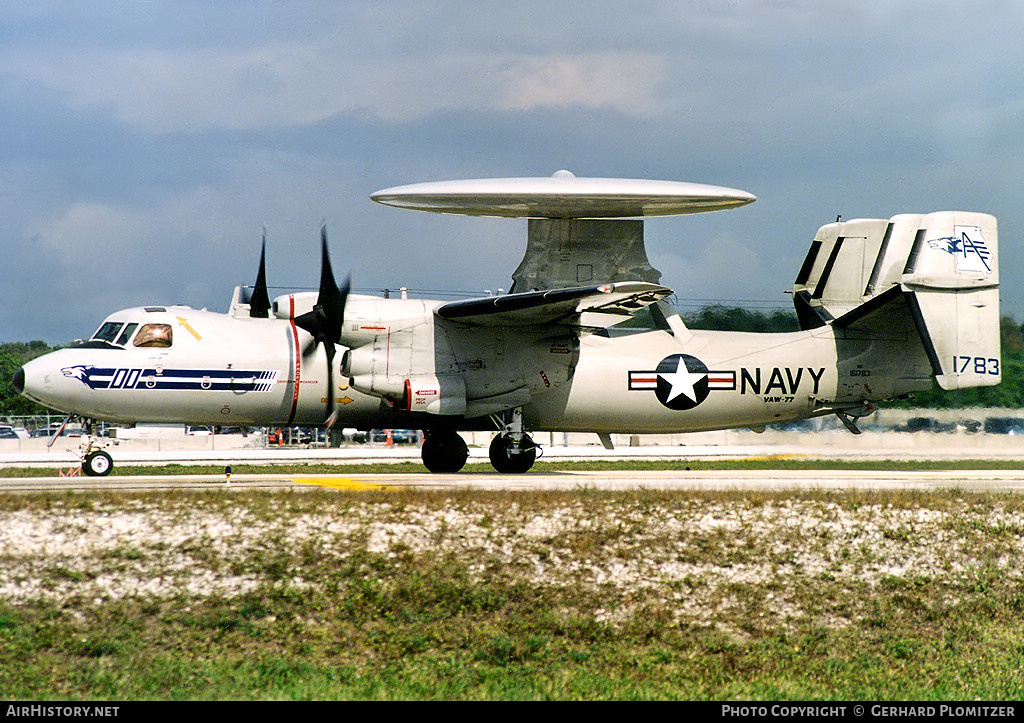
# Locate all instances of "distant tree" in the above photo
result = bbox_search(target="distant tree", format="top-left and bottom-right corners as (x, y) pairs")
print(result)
(682, 305), (800, 333)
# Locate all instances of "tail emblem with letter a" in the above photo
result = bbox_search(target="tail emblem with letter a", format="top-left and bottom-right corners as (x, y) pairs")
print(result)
(927, 226), (992, 278)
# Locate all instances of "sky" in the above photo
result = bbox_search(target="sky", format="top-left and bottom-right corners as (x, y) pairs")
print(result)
(1, 0), (1022, 343)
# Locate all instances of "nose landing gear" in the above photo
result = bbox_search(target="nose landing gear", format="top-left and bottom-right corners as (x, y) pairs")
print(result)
(82, 447), (114, 477)
(53, 416), (116, 477)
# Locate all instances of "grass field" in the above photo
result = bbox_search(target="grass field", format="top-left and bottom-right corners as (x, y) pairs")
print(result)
(1, 485), (1023, 700)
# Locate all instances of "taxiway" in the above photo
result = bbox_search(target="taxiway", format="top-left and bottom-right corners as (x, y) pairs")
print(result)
(2, 468), (1024, 495)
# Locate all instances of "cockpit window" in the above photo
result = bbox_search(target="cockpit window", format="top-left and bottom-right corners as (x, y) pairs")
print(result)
(92, 322), (124, 343)
(133, 323), (173, 348)
(115, 323), (139, 346)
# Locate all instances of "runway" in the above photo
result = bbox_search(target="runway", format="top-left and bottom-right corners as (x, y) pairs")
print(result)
(4, 468), (1024, 494)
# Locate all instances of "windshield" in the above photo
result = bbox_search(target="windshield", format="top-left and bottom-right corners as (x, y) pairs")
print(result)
(92, 321), (124, 343)
(115, 323), (138, 346)
(89, 321), (141, 347)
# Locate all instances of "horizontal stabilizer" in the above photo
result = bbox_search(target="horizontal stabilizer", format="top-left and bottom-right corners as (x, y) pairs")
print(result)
(793, 212), (998, 324)
(436, 282), (673, 327)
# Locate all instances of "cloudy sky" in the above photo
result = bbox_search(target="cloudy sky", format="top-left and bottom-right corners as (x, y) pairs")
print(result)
(2, 0), (1022, 343)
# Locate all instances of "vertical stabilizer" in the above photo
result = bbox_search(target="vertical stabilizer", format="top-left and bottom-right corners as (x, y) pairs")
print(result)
(804, 211), (1000, 392)
(902, 212), (1000, 390)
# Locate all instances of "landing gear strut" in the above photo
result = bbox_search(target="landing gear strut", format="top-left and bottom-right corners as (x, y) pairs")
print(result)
(70, 417), (115, 477)
(488, 407), (539, 474)
(420, 429), (469, 473)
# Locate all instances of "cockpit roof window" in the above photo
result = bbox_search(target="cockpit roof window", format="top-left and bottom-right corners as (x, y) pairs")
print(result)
(133, 323), (173, 348)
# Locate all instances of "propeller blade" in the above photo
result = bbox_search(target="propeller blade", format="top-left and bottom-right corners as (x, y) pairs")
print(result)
(292, 223), (352, 426)
(249, 228), (272, 318)
(325, 343), (337, 428)
(294, 225), (348, 345)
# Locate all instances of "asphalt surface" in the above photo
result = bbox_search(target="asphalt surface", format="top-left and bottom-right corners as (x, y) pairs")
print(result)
(3, 468), (1024, 494)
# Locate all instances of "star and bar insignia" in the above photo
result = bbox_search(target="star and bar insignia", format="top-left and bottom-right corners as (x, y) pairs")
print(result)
(629, 354), (735, 410)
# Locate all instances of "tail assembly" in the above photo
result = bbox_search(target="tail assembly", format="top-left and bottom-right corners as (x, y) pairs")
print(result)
(793, 212), (1000, 391)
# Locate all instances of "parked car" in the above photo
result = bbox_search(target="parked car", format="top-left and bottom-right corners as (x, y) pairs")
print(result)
(899, 417), (956, 433)
(214, 426), (247, 435)
(983, 417), (1024, 435)
(391, 429), (419, 444)
(29, 424), (84, 437)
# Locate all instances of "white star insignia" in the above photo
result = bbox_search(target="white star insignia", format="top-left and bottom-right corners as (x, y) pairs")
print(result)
(658, 357), (707, 403)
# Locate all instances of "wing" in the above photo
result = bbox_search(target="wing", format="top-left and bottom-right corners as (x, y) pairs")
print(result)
(435, 282), (673, 327)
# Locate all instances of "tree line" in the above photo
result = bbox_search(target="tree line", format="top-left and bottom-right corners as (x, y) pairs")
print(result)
(3, 307), (1023, 415)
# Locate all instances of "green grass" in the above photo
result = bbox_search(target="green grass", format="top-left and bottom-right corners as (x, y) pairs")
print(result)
(1, 488), (1023, 699)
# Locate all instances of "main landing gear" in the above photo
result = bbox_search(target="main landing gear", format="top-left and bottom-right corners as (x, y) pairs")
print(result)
(419, 407), (541, 475)
(488, 432), (537, 474)
(488, 407), (539, 474)
(420, 429), (470, 473)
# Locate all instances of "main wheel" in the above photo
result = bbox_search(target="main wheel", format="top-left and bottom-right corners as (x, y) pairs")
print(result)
(489, 433), (537, 474)
(421, 431), (468, 473)
(82, 450), (113, 477)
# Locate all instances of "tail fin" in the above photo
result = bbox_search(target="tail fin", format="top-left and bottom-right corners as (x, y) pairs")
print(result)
(793, 211), (1000, 391)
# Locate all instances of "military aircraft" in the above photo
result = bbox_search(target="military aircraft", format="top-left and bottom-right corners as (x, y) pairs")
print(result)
(14, 171), (1001, 476)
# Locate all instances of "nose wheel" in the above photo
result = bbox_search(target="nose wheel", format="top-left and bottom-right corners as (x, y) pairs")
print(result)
(82, 449), (113, 477)
(78, 419), (115, 477)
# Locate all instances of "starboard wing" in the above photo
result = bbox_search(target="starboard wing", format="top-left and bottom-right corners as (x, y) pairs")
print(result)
(435, 282), (673, 327)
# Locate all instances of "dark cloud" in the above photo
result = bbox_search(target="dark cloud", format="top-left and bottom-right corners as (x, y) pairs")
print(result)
(1, 1), (1023, 344)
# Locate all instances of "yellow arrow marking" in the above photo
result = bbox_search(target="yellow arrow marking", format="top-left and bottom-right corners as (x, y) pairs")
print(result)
(177, 317), (202, 341)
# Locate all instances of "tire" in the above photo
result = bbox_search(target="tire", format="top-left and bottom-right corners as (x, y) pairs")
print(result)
(488, 433), (537, 474)
(421, 431), (468, 474)
(82, 450), (113, 477)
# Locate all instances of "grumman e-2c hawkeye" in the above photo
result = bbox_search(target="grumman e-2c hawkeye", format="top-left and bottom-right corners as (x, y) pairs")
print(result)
(14, 171), (1001, 476)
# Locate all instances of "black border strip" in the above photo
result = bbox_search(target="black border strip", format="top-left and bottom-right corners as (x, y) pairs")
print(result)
(864, 222), (894, 296)
(812, 237), (845, 299)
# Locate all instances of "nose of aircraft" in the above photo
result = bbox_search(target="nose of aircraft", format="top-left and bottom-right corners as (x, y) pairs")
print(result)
(12, 366), (25, 395)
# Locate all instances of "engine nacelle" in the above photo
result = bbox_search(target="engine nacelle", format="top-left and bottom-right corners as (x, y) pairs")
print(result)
(341, 344), (380, 378)
(347, 372), (467, 415)
(344, 343), (406, 401)
(349, 373), (406, 400)
(270, 292), (318, 320)
(404, 375), (467, 416)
